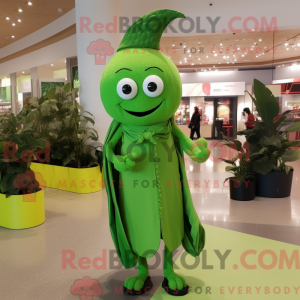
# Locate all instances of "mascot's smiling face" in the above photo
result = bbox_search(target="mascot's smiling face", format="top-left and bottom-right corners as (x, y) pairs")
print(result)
(100, 49), (182, 126)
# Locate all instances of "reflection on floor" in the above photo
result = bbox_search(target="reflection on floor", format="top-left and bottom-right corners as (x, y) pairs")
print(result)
(1, 140), (300, 299)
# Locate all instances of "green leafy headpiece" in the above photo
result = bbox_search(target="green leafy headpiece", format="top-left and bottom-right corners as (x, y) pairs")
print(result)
(117, 9), (185, 52)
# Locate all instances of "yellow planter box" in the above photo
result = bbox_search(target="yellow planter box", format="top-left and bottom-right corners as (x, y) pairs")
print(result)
(0, 189), (45, 229)
(31, 163), (103, 194)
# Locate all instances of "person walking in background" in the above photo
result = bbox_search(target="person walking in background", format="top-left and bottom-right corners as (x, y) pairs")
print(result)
(189, 106), (201, 140)
(243, 107), (255, 129)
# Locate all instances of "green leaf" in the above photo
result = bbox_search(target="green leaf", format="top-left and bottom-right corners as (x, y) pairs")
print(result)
(281, 149), (300, 163)
(0, 141), (4, 153)
(253, 79), (279, 130)
(29, 97), (39, 107)
(260, 135), (282, 148)
(63, 83), (71, 92)
(46, 88), (56, 100)
(285, 121), (300, 132)
(253, 157), (276, 175)
(25, 109), (40, 123)
(225, 166), (236, 172)
(285, 165), (293, 174)
(7, 165), (26, 174)
(82, 116), (95, 126)
(248, 134), (260, 144)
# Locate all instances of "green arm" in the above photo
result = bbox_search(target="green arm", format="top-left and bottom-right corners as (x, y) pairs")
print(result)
(172, 122), (210, 163)
(105, 125), (138, 172)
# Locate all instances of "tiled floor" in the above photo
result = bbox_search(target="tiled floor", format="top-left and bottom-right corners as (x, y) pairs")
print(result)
(1, 139), (300, 299)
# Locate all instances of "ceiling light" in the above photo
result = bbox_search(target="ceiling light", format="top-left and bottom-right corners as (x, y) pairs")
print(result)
(286, 48), (289, 50)
(58, 8), (63, 13)
(285, 43), (289, 46)
(237, 47), (240, 50)
(282, 64), (284, 66)
(209, 68), (211, 70)
(65, 60), (66, 63)
(172, 43), (175, 47)
(191, 63), (194, 65)
(206, 56), (208, 58)
(51, 64), (54, 66)
(28, 1), (32, 5)
(187, 50), (190, 52)
(22, 71), (25, 73)
(214, 54), (217, 56)
(220, 43), (223, 46)
(198, 58), (200, 60)
(183, 45), (186, 48)
(223, 56), (226, 59)
(18, 19), (21, 22)
(256, 55), (258, 57)
(12, 23), (15, 26)
(234, 59), (237, 61)
(262, 53), (265, 55)
(179, 61), (182, 64)
(251, 29), (255, 32)
(189, 54), (191, 57)
(242, 54), (245, 57)
(12, 36), (14, 38)
(18, 6), (22, 12)
(204, 70), (207, 72)
(6, 17), (10, 20)
(227, 56), (229, 58)
(227, 62), (229, 64)
(259, 39), (262, 42)
(219, 62), (221, 64)
(298, 43), (300, 47)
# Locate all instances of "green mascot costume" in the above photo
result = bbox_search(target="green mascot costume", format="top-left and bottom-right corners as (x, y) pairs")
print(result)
(101, 9), (210, 296)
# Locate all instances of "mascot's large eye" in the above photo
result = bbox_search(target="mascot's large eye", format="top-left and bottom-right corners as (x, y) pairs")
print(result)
(117, 78), (138, 100)
(143, 75), (164, 97)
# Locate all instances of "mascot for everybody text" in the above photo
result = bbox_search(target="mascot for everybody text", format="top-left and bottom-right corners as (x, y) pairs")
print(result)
(101, 9), (210, 296)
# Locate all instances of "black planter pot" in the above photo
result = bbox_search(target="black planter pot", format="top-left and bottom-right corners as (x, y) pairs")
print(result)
(255, 170), (293, 198)
(230, 179), (256, 201)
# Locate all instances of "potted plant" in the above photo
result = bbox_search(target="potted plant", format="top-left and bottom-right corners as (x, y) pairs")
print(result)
(237, 79), (300, 198)
(222, 135), (259, 201)
(17, 84), (103, 194)
(0, 115), (46, 229)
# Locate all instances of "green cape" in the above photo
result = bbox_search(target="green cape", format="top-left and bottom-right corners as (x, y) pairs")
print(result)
(103, 119), (205, 268)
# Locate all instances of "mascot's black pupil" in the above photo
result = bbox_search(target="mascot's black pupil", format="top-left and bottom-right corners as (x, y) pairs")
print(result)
(147, 82), (157, 92)
(122, 84), (132, 94)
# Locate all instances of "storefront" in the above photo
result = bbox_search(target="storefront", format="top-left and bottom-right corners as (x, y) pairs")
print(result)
(175, 82), (245, 139)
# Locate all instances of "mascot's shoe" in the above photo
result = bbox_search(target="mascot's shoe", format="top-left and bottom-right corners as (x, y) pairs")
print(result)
(123, 276), (153, 295)
(162, 277), (189, 296)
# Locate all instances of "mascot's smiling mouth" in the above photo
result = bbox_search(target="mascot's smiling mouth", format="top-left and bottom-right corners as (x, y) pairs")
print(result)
(123, 100), (164, 117)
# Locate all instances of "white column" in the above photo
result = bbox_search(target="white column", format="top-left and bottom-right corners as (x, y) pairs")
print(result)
(66, 58), (72, 85)
(10, 73), (18, 115)
(30, 67), (38, 98)
(75, 0), (123, 143)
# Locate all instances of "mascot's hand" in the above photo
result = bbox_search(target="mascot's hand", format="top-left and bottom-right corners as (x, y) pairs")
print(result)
(189, 138), (211, 163)
(113, 152), (139, 172)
